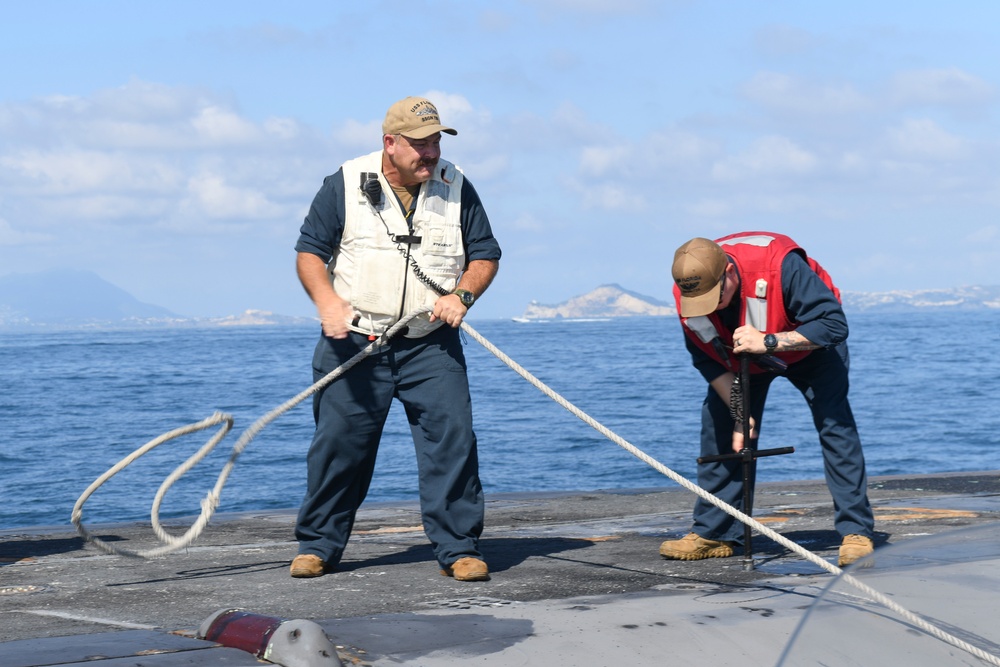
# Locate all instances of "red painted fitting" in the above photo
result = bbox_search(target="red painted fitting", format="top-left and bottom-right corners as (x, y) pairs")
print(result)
(200, 609), (283, 657)
(198, 608), (343, 666)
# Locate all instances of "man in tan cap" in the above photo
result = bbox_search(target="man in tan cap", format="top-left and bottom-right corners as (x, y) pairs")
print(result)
(662, 232), (875, 567)
(290, 96), (501, 581)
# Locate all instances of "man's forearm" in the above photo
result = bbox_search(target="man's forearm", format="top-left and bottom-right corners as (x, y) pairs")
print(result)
(297, 252), (353, 338)
(296, 252), (338, 307)
(709, 372), (737, 407)
(772, 329), (821, 352)
(457, 259), (499, 296)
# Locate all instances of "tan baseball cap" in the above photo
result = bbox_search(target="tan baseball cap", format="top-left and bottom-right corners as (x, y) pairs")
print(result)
(382, 96), (457, 139)
(672, 237), (728, 317)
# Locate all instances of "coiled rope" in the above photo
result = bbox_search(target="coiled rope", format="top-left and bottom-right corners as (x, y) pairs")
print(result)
(73, 309), (999, 665)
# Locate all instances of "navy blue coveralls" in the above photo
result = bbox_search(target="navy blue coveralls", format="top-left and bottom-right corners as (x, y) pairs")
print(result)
(686, 252), (875, 544)
(294, 169), (501, 569)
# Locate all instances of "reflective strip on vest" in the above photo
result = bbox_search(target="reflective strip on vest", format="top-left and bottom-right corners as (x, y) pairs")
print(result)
(685, 315), (720, 344)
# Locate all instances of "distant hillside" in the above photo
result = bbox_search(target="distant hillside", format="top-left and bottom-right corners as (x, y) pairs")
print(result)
(0, 270), (314, 330)
(841, 285), (1000, 312)
(516, 284), (1000, 320)
(0, 270), (179, 326)
(518, 284), (675, 320)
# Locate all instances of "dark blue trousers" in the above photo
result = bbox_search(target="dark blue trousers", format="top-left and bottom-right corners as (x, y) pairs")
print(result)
(692, 344), (874, 544)
(294, 325), (484, 568)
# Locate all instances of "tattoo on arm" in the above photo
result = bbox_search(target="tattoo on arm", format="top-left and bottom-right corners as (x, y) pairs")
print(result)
(776, 331), (820, 351)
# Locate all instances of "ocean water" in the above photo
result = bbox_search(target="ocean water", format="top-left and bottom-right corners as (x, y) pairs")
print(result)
(1, 311), (997, 531)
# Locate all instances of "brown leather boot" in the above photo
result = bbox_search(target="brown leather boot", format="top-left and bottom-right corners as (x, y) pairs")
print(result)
(289, 554), (327, 578)
(659, 533), (735, 560)
(838, 534), (874, 567)
(440, 557), (490, 581)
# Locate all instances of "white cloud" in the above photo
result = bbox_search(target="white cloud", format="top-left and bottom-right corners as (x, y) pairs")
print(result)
(424, 91), (474, 119)
(185, 172), (285, 220)
(548, 101), (606, 138)
(83, 119), (190, 150)
(530, 0), (656, 15)
(687, 199), (732, 217)
(0, 80), (336, 235)
(963, 224), (998, 245)
(510, 212), (544, 232)
(263, 117), (301, 140)
(459, 153), (510, 181)
(333, 118), (381, 150)
(0, 218), (51, 245)
(885, 118), (969, 161)
(890, 67), (996, 108)
(49, 195), (176, 221)
(742, 71), (870, 116)
(190, 106), (261, 145)
(711, 135), (818, 182)
(38, 94), (89, 113)
(578, 129), (719, 179)
(580, 182), (645, 212)
(646, 130), (722, 170)
(92, 80), (211, 120)
(1, 80), (301, 153)
(752, 25), (822, 58)
(0, 149), (182, 196)
(579, 145), (630, 177)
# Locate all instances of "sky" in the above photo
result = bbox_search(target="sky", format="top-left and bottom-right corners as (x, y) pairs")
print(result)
(1, 1), (998, 320)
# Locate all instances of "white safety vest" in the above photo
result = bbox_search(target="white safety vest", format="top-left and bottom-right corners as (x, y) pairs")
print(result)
(330, 151), (466, 338)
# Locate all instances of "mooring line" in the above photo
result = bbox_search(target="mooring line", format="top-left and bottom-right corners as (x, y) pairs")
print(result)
(459, 321), (1000, 666)
(71, 311), (1000, 665)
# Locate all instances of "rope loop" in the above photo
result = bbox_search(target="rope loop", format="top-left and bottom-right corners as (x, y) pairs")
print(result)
(72, 310), (428, 559)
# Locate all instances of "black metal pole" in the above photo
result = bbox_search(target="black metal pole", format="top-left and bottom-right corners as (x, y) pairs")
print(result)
(697, 354), (795, 571)
(739, 355), (754, 570)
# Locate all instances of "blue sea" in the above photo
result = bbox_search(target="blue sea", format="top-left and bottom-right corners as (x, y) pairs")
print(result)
(2, 311), (997, 531)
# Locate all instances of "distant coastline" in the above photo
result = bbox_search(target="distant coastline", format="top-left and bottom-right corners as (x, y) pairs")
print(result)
(1, 272), (998, 331)
(0, 309), (316, 331)
(514, 283), (1000, 321)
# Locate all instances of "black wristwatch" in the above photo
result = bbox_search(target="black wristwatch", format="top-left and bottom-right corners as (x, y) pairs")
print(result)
(453, 289), (475, 308)
(764, 333), (778, 353)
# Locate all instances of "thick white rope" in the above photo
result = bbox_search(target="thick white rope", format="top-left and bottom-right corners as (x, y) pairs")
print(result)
(459, 322), (1000, 666)
(71, 312), (999, 664)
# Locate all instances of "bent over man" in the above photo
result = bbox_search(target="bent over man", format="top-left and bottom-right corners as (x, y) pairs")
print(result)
(661, 232), (874, 567)
(291, 96), (501, 580)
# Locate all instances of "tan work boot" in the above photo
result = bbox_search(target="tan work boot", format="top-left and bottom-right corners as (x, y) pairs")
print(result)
(659, 532), (735, 560)
(290, 554), (327, 578)
(838, 534), (874, 567)
(440, 557), (490, 581)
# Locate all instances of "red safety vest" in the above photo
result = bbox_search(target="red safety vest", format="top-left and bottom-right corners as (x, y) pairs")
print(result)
(672, 231), (841, 373)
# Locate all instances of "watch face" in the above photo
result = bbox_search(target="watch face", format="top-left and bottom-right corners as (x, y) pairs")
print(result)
(459, 291), (474, 306)
(765, 334), (777, 350)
